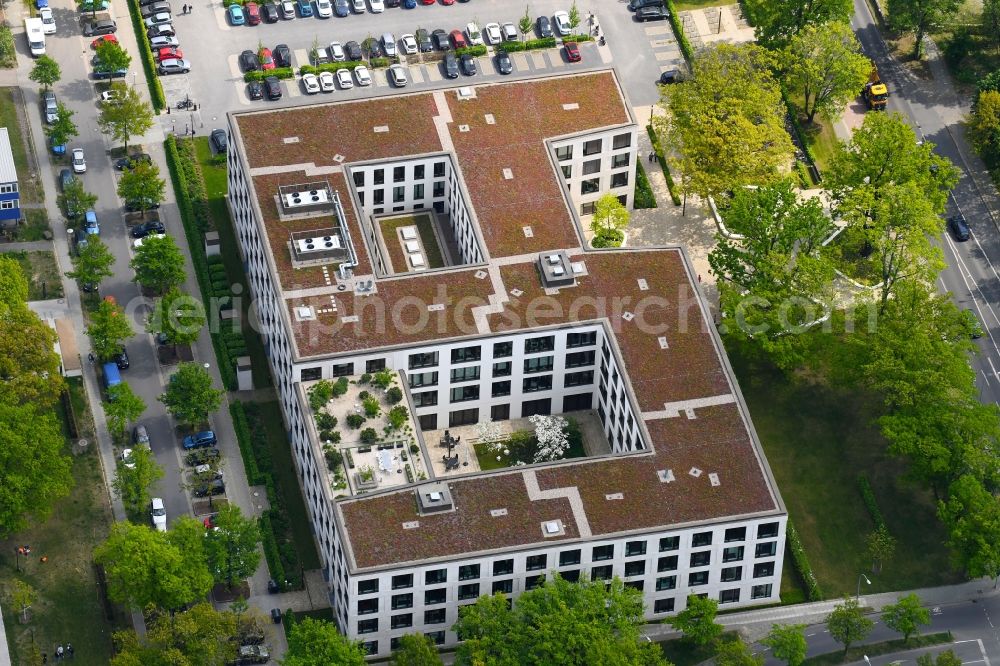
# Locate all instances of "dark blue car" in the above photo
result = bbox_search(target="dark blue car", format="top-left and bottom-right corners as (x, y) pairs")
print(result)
(182, 430), (218, 450)
(297, 0), (313, 16)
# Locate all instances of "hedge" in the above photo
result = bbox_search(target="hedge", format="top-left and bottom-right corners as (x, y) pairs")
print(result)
(787, 519), (824, 601)
(666, 0), (695, 64)
(500, 36), (557, 52)
(244, 67), (295, 83)
(124, 0), (166, 110)
(781, 90), (822, 183)
(633, 160), (658, 209)
(563, 33), (594, 43)
(299, 60), (364, 75)
(260, 512), (287, 590)
(369, 57), (391, 68)
(455, 45), (488, 57)
(857, 475), (888, 531)
(646, 124), (683, 206)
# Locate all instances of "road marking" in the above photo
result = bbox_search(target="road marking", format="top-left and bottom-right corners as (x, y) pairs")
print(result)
(232, 81), (251, 106)
(940, 235), (1000, 359)
(294, 48), (310, 68)
(989, 357), (1000, 384)
(409, 65), (424, 84)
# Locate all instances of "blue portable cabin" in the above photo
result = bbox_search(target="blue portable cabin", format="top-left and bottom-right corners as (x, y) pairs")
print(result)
(0, 128), (20, 227)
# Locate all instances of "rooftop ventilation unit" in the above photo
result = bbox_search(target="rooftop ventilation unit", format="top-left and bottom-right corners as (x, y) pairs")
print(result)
(416, 483), (454, 514)
(284, 188), (330, 209)
(296, 235), (341, 254)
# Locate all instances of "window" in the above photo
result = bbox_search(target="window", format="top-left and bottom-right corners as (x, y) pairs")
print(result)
(654, 598), (675, 614)
(581, 201), (595, 215)
(415, 164), (425, 179)
(425, 609), (447, 624)
(565, 371), (594, 387)
(561, 164), (572, 179)
(492, 579), (513, 594)
(451, 366), (480, 383)
(624, 580), (644, 592)
(353, 171), (365, 187)
(458, 583), (480, 600)
(424, 588), (447, 605)
(656, 576), (677, 591)
(562, 570), (581, 583)
(660, 536), (680, 552)
(521, 398), (551, 417)
(493, 379), (513, 396)
(409, 352), (438, 369)
(493, 341), (513, 358)
(591, 565), (613, 581)
(408, 371), (438, 388)
(363, 641), (378, 655)
(526, 574), (545, 590)
(526, 554), (547, 571)
(434, 161), (445, 178)
(331, 363), (354, 377)
(556, 145), (573, 161)
(523, 376), (552, 392)
(525, 336), (555, 353)
(426, 631), (445, 646)
(392, 573), (413, 589)
(721, 566), (742, 582)
(566, 350), (595, 368)
(692, 531), (713, 547)
(358, 619), (378, 634)
(390, 637), (401, 651)
(583, 138), (602, 155)
(625, 540), (647, 557)
(758, 522), (780, 539)
(412, 391), (438, 408)
(450, 385), (480, 402)
(612, 152), (630, 169)
(300, 367), (321, 382)
(0, 184), (16, 193)
(624, 560), (646, 577)
(756, 542), (777, 558)
(690, 551), (711, 567)
(754, 562), (775, 578)
(358, 579), (378, 595)
(433, 181), (444, 197)
(419, 414), (437, 430)
(611, 172), (629, 188)
(689, 571), (709, 586)
(752, 584), (773, 599)
(559, 549), (581, 566)
(393, 165), (405, 182)
(449, 408), (478, 427)
(459, 564), (480, 580)
(491, 403), (510, 421)
(391, 613), (412, 629)
(492, 361), (512, 377)
(593, 545), (614, 561)
(413, 183), (425, 200)
(657, 555), (678, 572)
(373, 169), (384, 185)
(567, 331), (597, 348)
(523, 356), (554, 373)
(493, 559), (514, 576)
(357, 598), (378, 615)
(391, 593), (413, 609)
(582, 159), (601, 175)
(725, 527), (746, 543)
(373, 189), (384, 205)
(392, 185), (405, 203)
(613, 132), (631, 149)
(723, 546), (744, 563)
(581, 178), (600, 195)
(719, 588), (741, 604)
(451, 346), (481, 363)
(365, 359), (386, 373)
(425, 569), (447, 585)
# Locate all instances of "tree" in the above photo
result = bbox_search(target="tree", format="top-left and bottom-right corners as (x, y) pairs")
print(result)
(204, 505), (261, 590)
(866, 526), (897, 572)
(763, 624), (808, 666)
(826, 597), (873, 655)
(44, 103), (78, 148)
(716, 639), (764, 666)
(568, 0), (580, 29)
(94, 521), (213, 611)
(519, 5), (532, 38)
(984, 0), (1000, 55)
(87, 297), (134, 360)
(968, 90), (1000, 170)
(391, 633), (443, 666)
(881, 594), (930, 642)
(160, 362), (223, 428)
(66, 235), (115, 289)
(886, 0), (961, 59)
(11, 579), (37, 622)
(57, 176), (98, 220)
(29, 54), (60, 89)
(130, 234), (187, 295)
(917, 651), (964, 666)
(454, 575), (667, 666)
(283, 617), (368, 666)
(0, 402), (73, 535)
(111, 443), (163, 517)
(105, 382), (147, 440)
(528, 413), (569, 463)
(743, 0), (852, 48)
(658, 43), (794, 211)
(938, 474), (1000, 580)
(782, 22), (871, 123)
(111, 602), (238, 666)
(590, 193), (630, 248)
(669, 594), (723, 646)
(98, 83), (154, 154)
(0, 255), (29, 309)
(146, 287), (207, 350)
(95, 40), (131, 78)
(117, 161), (166, 215)
(0, 295), (65, 408)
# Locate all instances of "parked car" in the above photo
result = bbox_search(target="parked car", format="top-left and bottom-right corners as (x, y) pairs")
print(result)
(963, 309), (984, 339)
(302, 73), (320, 94)
(83, 209), (99, 235)
(79, 0), (110, 10)
(143, 12), (172, 27)
(401, 33), (417, 55)
(443, 51), (458, 78)
(92, 55), (128, 79)
(297, 0), (313, 15)
(344, 40), (362, 60)
(496, 50), (512, 74)
(501, 21), (518, 41)
(150, 497), (167, 531)
(351, 0), (364, 11)
(149, 35), (180, 48)
(564, 41), (581, 62)
(354, 64), (371, 86)
(270, 43), (290, 67)
(635, 5), (669, 21)
(415, 28), (432, 52)
(315, 0), (332, 16)
(318, 70), (335, 91)
(185, 447), (220, 466)
(388, 64), (407, 86)
(328, 41), (344, 61)
(133, 233), (165, 248)
(281, 0), (295, 17)
(121, 448), (136, 469)
(381, 32), (396, 57)
(369, 0), (384, 11)
(50, 137), (66, 155)
(114, 153), (152, 170)
(402, 0), (416, 8)
(553, 10), (571, 36)
(245, 1), (261, 23)
(194, 478), (226, 497)
(312, 45), (330, 65)
(628, 0), (664, 9)
(133, 424), (150, 445)
(113, 346), (129, 370)
(658, 68), (680, 85)
(466, 22), (483, 45)
(247, 80), (264, 99)
(155, 47), (184, 61)
(227, 4), (245, 24)
(949, 214), (970, 241)
(83, 19), (117, 36)
(484, 22), (502, 45)
(239, 49), (259, 72)
(157, 57), (190, 74)
(131, 219), (165, 238)
(210, 128), (228, 153)
(148, 24), (176, 38)
(536, 15), (552, 37)
(182, 430), (217, 450)
(333, 0), (349, 15)
(236, 645), (270, 665)
(432, 29), (449, 51)
(41, 90), (57, 123)
(262, 1), (280, 21)
(71, 148), (87, 173)
(59, 169), (75, 191)
(335, 68), (352, 89)
(258, 47), (275, 70)
(460, 53), (476, 75)
(140, 2), (171, 18)
(449, 29), (467, 48)
(39, 7), (56, 34)
(91, 34), (118, 48)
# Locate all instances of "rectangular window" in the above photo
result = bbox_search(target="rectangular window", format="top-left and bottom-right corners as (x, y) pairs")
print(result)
(413, 183), (425, 200)
(689, 571), (709, 586)
(425, 569), (447, 585)
(352, 171), (365, 187)
(426, 631), (445, 646)
(419, 413), (437, 430)
(491, 403), (510, 421)
(491, 579), (513, 594)
(581, 202), (595, 215)
(624, 560), (646, 577)
(357, 598), (378, 615)
(581, 178), (600, 195)
(561, 164), (572, 179)
(613, 133), (631, 150)
(593, 545), (614, 561)
(492, 361), (512, 377)
(567, 331), (597, 348)
(624, 580), (644, 592)
(625, 541), (647, 557)
(723, 546), (744, 562)
(409, 352), (438, 369)
(583, 138), (602, 155)
(458, 583), (480, 600)
(521, 398), (551, 417)
(555, 145), (573, 161)
(365, 359), (386, 373)
(656, 575), (677, 591)
(449, 408), (479, 427)
(525, 574), (546, 590)
(564, 370), (594, 387)
(300, 367), (322, 382)
(393, 186), (405, 203)
(373, 169), (384, 185)
(754, 562), (775, 578)
(493, 559), (514, 576)
(415, 164), (425, 179)
(391, 593), (412, 610)
(450, 366), (481, 383)
(392, 573), (413, 589)
(424, 588), (447, 605)
(408, 371), (438, 388)
(373, 189), (384, 205)
(451, 346), (482, 363)
(657, 555), (678, 572)
(654, 598), (675, 614)
(725, 527), (746, 543)
(493, 341), (513, 358)
(752, 584), (773, 599)
(612, 152), (630, 169)
(660, 536), (680, 552)
(393, 165), (405, 182)
(433, 181), (444, 197)
(331, 363), (353, 377)
(559, 550), (581, 566)
(492, 381), (511, 397)
(459, 564), (480, 580)
(358, 619), (378, 634)
(758, 522), (780, 539)
(358, 579), (379, 595)
(363, 641), (378, 656)
(756, 542), (777, 558)
(562, 570), (581, 583)
(424, 609), (447, 624)
(523, 356), (554, 374)
(591, 565), (613, 581)
(523, 376), (552, 393)
(582, 159), (601, 175)
(721, 566), (742, 582)
(525, 336), (555, 353)
(412, 391), (438, 408)
(434, 161), (446, 178)
(526, 554), (547, 571)
(720, 588), (741, 604)
(391, 613), (412, 629)
(450, 385), (480, 403)
(566, 350), (595, 368)
(692, 531), (713, 547)
(690, 551), (711, 568)
(611, 172), (629, 188)
(0, 184), (16, 193)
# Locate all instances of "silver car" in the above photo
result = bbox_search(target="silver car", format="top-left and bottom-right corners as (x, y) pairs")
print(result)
(381, 32), (396, 57)
(387, 64), (407, 87)
(157, 57), (190, 74)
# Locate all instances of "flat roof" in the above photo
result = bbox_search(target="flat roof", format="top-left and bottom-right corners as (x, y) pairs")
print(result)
(0, 128), (18, 184)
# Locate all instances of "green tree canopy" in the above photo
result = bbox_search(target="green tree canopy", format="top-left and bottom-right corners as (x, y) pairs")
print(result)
(111, 602), (239, 666)
(130, 234), (187, 295)
(917, 650), (964, 666)
(0, 280), (65, 407)
(0, 255), (29, 308)
(826, 597), (874, 655)
(968, 90), (1000, 170)
(391, 633), (443, 666)
(117, 160), (166, 214)
(204, 505), (261, 589)
(95, 40), (131, 76)
(763, 624), (808, 666)
(66, 234), (115, 289)
(744, 0), (852, 48)
(781, 21), (871, 123)
(715, 639), (764, 666)
(938, 474), (1000, 579)
(58, 177), (98, 220)
(98, 83), (155, 154)
(283, 617), (368, 666)
(44, 103), (78, 148)
(29, 54), (60, 88)
(111, 440), (162, 517)
(160, 362), (223, 428)
(146, 287), (207, 348)
(668, 594), (723, 646)
(886, 0), (961, 58)
(87, 296), (134, 360)
(591, 193), (630, 248)
(104, 381), (147, 439)
(881, 594), (930, 641)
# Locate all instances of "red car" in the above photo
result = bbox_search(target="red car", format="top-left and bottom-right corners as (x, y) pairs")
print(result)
(258, 47), (275, 70)
(440, 0), (454, 5)
(449, 29), (467, 48)
(420, 0), (434, 4)
(91, 34), (118, 48)
(156, 47), (184, 61)
(564, 41), (581, 62)
(245, 1), (261, 24)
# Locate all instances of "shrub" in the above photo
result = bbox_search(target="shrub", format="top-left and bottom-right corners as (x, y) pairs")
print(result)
(666, 0), (694, 63)
(360, 427), (378, 443)
(409, 443), (419, 454)
(372, 368), (395, 389)
(359, 372), (372, 384)
(404, 464), (414, 483)
(0, 25), (16, 68)
(363, 395), (381, 418)
(358, 390), (371, 401)
(787, 519), (823, 601)
(369, 57), (391, 68)
(346, 413), (366, 429)
(308, 380), (335, 411)
(298, 59), (363, 75)
(358, 465), (375, 482)
(345, 449), (355, 468)
(455, 45), (488, 57)
(388, 405), (408, 430)
(524, 37), (557, 50)
(244, 67), (295, 82)
(646, 124), (682, 206)
(324, 447), (344, 472)
(315, 412), (337, 430)
(332, 376), (349, 397)
(633, 160), (657, 209)
(857, 475), (887, 531)
(591, 229), (625, 248)
(564, 33), (593, 42)
(386, 386), (403, 404)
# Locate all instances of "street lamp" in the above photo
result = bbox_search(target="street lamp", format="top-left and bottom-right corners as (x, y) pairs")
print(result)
(856, 573), (871, 599)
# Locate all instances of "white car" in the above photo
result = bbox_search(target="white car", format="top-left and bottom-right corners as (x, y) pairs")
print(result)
(71, 149), (86, 173)
(381, 32), (396, 57)
(484, 22), (502, 45)
(281, 0), (295, 17)
(553, 10), (571, 36)
(354, 64), (371, 86)
(149, 35), (180, 49)
(329, 41), (345, 61)
(39, 7), (56, 34)
(368, 0), (383, 12)
(388, 64), (407, 87)
(150, 497), (167, 532)
(100, 89), (123, 104)
(319, 70), (336, 92)
(351, 0), (364, 11)
(302, 72), (320, 94)
(315, 0), (332, 17)
(400, 33), (418, 55)
(133, 233), (165, 249)
(336, 68), (353, 89)
(466, 22), (483, 46)
(121, 448), (135, 469)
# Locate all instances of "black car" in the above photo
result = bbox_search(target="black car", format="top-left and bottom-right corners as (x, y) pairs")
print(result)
(247, 80), (264, 100)
(273, 43), (291, 67)
(659, 68), (680, 85)
(113, 347), (129, 370)
(239, 49), (259, 73)
(59, 169), (75, 192)
(264, 76), (281, 100)
(210, 129), (228, 153)
(140, 1), (171, 18)
(262, 2), (279, 21)
(416, 28), (433, 52)
(948, 214), (970, 241)
(385, 0), (399, 6)
(460, 53), (476, 76)
(131, 219), (165, 238)
(496, 50), (512, 75)
(194, 478), (226, 497)
(628, 0), (664, 9)
(185, 447), (221, 466)
(443, 52), (459, 78)
(114, 153), (152, 170)
(635, 5), (669, 21)
(432, 29), (450, 51)
(536, 15), (552, 38)
(344, 40), (362, 61)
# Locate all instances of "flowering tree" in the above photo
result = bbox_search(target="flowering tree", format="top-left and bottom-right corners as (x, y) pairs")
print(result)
(475, 420), (505, 447)
(529, 414), (569, 463)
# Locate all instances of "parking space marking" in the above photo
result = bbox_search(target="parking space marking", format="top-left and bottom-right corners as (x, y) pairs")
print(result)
(546, 51), (565, 68)
(512, 52), (529, 70)
(476, 56), (493, 76)
(529, 51), (546, 69)
(373, 68), (389, 86)
(214, 5), (231, 31)
(655, 50), (680, 61)
(228, 54), (242, 78)
(294, 49), (310, 68)
(425, 64), (442, 82)
(233, 81), (251, 106)
(644, 26), (670, 36)
(650, 38), (676, 48)
(286, 79), (302, 97)
(409, 65), (424, 84)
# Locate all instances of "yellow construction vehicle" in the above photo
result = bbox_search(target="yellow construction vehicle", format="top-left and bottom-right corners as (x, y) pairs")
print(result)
(862, 65), (889, 111)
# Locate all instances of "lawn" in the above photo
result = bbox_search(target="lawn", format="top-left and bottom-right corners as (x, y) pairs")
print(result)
(0, 87), (43, 204)
(800, 116), (840, 177)
(473, 423), (587, 471)
(727, 343), (961, 597)
(4, 249), (65, 300)
(673, 0), (727, 11)
(379, 214), (446, 272)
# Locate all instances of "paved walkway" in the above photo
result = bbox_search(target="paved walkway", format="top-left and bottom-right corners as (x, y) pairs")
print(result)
(0, 240), (54, 252)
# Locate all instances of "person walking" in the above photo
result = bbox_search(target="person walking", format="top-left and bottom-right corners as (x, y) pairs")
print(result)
(66, 644), (74, 659)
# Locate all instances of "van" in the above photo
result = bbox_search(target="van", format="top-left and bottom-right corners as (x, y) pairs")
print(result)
(24, 18), (46, 56)
(102, 362), (122, 393)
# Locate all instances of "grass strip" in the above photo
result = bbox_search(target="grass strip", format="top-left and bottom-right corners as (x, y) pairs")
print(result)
(803, 632), (953, 666)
